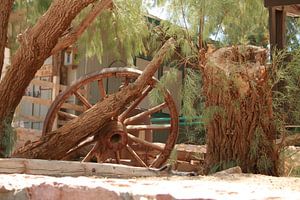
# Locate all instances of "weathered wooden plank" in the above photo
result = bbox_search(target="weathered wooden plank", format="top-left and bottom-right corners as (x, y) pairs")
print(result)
(30, 79), (67, 91)
(0, 158), (161, 178)
(285, 125), (300, 128)
(34, 64), (53, 77)
(22, 96), (84, 112)
(18, 114), (45, 122)
(126, 124), (171, 131)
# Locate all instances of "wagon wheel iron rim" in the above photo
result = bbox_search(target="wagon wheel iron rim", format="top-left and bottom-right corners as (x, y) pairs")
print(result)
(42, 67), (179, 168)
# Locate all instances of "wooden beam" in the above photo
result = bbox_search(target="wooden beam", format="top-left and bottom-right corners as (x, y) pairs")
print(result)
(126, 124), (171, 131)
(276, 8), (286, 50)
(269, 7), (276, 52)
(0, 158), (163, 178)
(264, 0), (300, 7)
(30, 79), (67, 91)
(22, 96), (85, 112)
(18, 114), (45, 122)
(284, 5), (300, 16)
(269, 7), (286, 52)
(285, 125), (300, 128)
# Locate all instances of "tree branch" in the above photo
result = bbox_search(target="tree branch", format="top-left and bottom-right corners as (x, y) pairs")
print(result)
(0, 0), (14, 79)
(0, 0), (98, 153)
(51, 0), (113, 55)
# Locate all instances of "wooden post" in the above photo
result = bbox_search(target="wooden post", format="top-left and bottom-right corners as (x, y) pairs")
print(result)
(269, 6), (286, 53)
(51, 51), (64, 130)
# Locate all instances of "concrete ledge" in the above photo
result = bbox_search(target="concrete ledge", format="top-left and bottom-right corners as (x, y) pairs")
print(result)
(0, 173), (299, 199)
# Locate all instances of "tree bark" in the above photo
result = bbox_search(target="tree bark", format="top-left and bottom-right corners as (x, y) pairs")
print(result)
(0, 0), (14, 79)
(203, 46), (279, 176)
(13, 39), (175, 161)
(0, 0), (103, 157)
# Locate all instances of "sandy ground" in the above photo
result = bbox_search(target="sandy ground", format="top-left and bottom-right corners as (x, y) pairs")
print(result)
(9, 128), (300, 199)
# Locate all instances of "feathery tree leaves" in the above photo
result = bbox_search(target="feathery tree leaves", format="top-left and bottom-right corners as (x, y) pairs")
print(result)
(9, 0), (150, 64)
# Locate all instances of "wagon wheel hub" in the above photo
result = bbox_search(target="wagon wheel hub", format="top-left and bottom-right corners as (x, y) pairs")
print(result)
(103, 120), (128, 151)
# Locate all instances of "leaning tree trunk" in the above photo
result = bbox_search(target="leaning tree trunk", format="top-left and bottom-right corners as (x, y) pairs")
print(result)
(13, 39), (175, 163)
(0, 0), (112, 157)
(203, 46), (279, 176)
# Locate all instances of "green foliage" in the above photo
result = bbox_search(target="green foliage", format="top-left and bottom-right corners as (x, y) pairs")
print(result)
(222, 0), (268, 46)
(178, 126), (206, 144)
(149, 68), (179, 105)
(257, 153), (273, 173)
(286, 17), (300, 51)
(290, 167), (300, 177)
(10, 0), (150, 64)
(270, 49), (300, 125)
(167, 148), (178, 166)
(181, 68), (202, 120)
(175, 69), (204, 145)
(1, 119), (17, 157)
(250, 127), (262, 159)
(151, 0), (268, 46)
(79, 0), (149, 64)
(9, 0), (52, 52)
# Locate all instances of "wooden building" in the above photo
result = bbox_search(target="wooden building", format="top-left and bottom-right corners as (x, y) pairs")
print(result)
(264, 0), (300, 50)
(15, 48), (182, 130)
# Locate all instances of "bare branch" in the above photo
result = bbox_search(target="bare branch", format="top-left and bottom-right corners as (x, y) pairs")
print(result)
(51, 0), (113, 55)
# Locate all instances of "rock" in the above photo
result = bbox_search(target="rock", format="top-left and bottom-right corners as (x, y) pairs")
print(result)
(213, 166), (243, 176)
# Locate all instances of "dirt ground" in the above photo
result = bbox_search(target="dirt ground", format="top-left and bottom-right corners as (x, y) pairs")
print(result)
(8, 128), (300, 199)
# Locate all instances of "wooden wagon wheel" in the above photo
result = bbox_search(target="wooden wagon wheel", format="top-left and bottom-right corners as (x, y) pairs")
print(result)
(42, 67), (179, 168)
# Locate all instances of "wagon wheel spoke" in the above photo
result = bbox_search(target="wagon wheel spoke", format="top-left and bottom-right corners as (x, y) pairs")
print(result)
(82, 143), (98, 162)
(97, 79), (106, 99)
(124, 102), (168, 125)
(149, 154), (162, 168)
(118, 86), (153, 122)
(126, 124), (171, 131)
(57, 111), (77, 120)
(127, 133), (164, 152)
(61, 135), (98, 161)
(115, 150), (121, 164)
(123, 77), (130, 86)
(126, 144), (147, 167)
(74, 91), (92, 109)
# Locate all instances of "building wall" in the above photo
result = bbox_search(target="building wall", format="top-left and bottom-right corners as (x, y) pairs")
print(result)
(15, 47), (183, 131)
(1, 48), (10, 80)
(16, 56), (53, 129)
(76, 55), (182, 114)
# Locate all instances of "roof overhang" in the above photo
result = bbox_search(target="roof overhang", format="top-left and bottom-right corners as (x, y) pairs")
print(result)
(264, 0), (300, 17)
(264, 0), (300, 7)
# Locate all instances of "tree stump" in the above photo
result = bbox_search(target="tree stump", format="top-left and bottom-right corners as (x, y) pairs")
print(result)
(203, 46), (279, 176)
